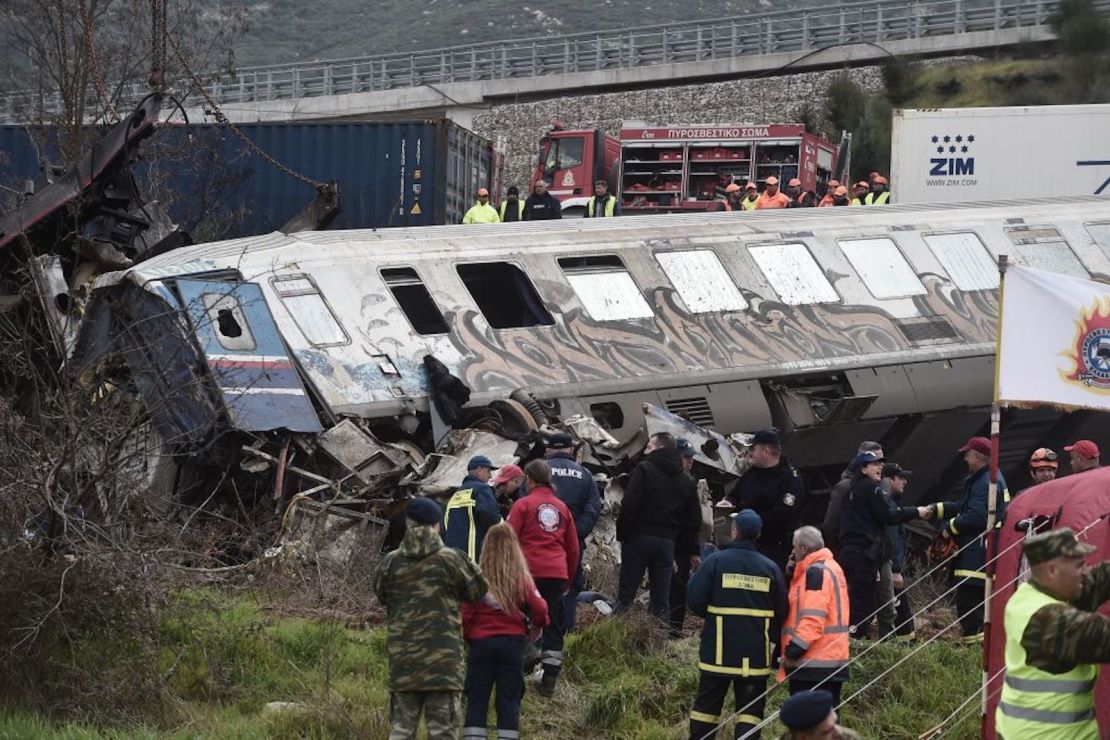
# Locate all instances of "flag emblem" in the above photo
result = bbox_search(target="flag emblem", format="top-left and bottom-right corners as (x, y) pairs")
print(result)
(1062, 298), (1110, 391)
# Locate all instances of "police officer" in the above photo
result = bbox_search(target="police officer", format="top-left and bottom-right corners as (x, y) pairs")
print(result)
(443, 455), (503, 562)
(928, 436), (1009, 643)
(544, 432), (602, 632)
(996, 528), (1110, 740)
(499, 186), (525, 222)
(686, 509), (787, 740)
(586, 179), (620, 217)
(726, 430), (806, 571)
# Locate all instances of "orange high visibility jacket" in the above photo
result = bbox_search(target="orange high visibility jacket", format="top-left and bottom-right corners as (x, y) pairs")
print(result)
(778, 547), (851, 683)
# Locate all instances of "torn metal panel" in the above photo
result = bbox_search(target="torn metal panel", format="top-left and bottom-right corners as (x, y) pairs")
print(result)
(282, 498), (389, 570)
(317, 419), (414, 484)
(642, 402), (747, 477)
(410, 429), (520, 497)
(175, 279), (322, 433)
(29, 255), (80, 356)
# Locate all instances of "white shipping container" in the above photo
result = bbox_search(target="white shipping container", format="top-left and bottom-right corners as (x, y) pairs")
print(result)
(890, 104), (1110, 205)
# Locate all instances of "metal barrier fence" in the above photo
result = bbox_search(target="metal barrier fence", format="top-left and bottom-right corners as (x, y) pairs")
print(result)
(2, 0), (1103, 122)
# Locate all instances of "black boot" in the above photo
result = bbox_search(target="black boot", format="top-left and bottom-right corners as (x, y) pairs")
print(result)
(537, 672), (557, 698)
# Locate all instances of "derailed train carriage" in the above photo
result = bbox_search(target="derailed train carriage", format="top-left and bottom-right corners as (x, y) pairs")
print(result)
(71, 196), (1110, 508)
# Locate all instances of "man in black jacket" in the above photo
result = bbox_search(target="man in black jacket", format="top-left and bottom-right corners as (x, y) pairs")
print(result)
(616, 432), (702, 620)
(522, 180), (563, 220)
(726, 430), (807, 572)
(545, 432), (603, 632)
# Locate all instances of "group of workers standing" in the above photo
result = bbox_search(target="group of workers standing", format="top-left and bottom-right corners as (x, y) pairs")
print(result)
(462, 173), (892, 223)
(373, 425), (1110, 740)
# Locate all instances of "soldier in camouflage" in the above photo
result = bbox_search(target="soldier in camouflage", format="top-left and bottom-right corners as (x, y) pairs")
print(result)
(373, 497), (488, 740)
(996, 527), (1110, 740)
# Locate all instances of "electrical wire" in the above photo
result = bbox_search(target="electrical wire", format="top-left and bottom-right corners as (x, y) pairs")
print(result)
(702, 509), (1109, 740)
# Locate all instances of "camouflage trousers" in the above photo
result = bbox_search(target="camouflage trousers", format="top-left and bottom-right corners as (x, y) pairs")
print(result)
(389, 690), (462, 740)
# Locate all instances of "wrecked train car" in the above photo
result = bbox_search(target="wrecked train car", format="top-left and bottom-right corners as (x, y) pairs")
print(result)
(69, 195), (1110, 506)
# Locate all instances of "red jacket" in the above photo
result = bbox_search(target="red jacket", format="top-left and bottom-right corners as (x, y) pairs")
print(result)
(507, 485), (580, 581)
(463, 583), (550, 640)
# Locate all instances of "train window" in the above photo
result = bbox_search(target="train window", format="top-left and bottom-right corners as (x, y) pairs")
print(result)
(747, 243), (839, 305)
(380, 268), (450, 336)
(456, 262), (554, 329)
(838, 238), (926, 299)
(922, 232), (997, 291)
(201, 292), (256, 352)
(1005, 227), (1087, 278)
(655, 250), (748, 313)
(558, 255), (654, 321)
(1086, 222), (1110, 253)
(270, 275), (349, 346)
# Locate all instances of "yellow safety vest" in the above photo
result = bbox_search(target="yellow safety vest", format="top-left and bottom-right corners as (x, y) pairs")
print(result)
(995, 582), (1099, 740)
(499, 200), (525, 221)
(462, 203), (500, 224)
(864, 191), (891, 205)
(444, 489), (479, 560)
(741, 198), (758, 211)
(587, 195), (617, 217)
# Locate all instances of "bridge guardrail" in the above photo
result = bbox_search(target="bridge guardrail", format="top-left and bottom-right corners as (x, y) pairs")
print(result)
(1, 0), (1102, 122)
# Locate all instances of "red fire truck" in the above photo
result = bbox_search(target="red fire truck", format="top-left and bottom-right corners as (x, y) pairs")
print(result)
(533, 122), (842, 215)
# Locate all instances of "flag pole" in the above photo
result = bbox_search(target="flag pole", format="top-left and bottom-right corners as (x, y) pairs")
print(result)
(982, 254), (1008, 722)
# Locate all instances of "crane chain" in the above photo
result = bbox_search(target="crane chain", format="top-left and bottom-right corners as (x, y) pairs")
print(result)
(166, 32), (325, 190)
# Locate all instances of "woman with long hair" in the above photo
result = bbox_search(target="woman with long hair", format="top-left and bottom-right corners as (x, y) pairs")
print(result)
(462, 522), (549, 739)
(507, 459), (579, 697)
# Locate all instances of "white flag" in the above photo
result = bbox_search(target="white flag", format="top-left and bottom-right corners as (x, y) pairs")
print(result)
(999, 265), (1110, 410)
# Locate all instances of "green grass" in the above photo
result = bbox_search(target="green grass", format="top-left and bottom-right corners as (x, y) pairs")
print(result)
(911, 57), (1093, 108)
(0, 592), (982, 739)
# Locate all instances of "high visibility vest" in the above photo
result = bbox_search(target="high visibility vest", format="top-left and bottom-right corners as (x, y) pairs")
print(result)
(444, 488), (479, 561)
(996, 582), (1099, 740)
(742, 198), (758, 211)
(864, 191), (891, 206)
(499, 200), (524, 221)
(462, 203), (499, 224)
(587, 195), (616, 217)
(850, 197), (863, 206)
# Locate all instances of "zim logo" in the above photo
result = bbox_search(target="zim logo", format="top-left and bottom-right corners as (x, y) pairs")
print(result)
(927, 133), (975, 176)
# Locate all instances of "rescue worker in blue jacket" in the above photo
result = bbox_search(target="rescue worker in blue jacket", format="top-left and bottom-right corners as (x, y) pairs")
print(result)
(443, 455), (502, 562)
(687, 509), (787, 740)
(545, 432), (603, 631)
(927, 436), (1010, 643)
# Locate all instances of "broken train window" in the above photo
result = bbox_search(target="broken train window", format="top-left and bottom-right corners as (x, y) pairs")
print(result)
(270, 274), (350, 346)
(456, 262), (555, 329)
(381, 267), (450, 335)
(748, 242), (839, 305)
(557, 254), (654, 321)
(202, 291), (257, 351)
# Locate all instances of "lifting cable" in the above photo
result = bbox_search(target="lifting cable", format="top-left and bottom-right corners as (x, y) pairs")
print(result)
(77, 0), (119, 123)
(701, 510), (1110, 740)
(164, 32), (326, 190)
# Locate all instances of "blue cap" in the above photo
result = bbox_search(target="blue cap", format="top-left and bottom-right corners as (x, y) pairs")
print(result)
(677, 438), (697, 458)
(546, 432), (574, 448)
(752, 429), (780, 446)
(406, 496), (443, 526)
(848, 450), (884, 473)
(467, 455), (498, 471)
(730, 508), (763, 538)
(779, 689), (835, 731)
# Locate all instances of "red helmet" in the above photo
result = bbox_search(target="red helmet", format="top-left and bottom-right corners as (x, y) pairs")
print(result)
(1029, 448), (1059, 470)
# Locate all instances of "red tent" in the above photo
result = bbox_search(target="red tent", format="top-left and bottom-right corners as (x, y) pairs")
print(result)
(983, 467), (1110, 738)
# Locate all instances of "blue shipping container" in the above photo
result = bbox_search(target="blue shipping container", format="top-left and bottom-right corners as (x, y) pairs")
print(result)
(0, 119), (495, 237)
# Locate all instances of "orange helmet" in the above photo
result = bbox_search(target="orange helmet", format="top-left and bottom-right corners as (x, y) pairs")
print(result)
(828, 179), (840, 188)
(855, 181), (869, 189)
(725, 183), (742, 193)
(928, 533), (957, 563)
(765, 176), (779, 186)
(1029, 448), (1059, 470)
(745, 182), (757, 190)
(787, 178), (802, 187)
(834, 185), (848, 196)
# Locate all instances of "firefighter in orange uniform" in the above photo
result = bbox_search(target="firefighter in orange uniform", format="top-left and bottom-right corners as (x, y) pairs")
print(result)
(778, 526), (851, 707)
(756, 176), (791, 209)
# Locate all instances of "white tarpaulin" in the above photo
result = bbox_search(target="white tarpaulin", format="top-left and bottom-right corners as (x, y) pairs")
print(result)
(999, 265), (1110, 410)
